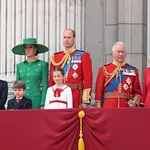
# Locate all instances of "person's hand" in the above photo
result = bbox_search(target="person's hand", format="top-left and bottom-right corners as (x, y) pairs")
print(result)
(128, 100), (137, 108)
(81, 103), (88, 108)
(40, 106), (44, 109)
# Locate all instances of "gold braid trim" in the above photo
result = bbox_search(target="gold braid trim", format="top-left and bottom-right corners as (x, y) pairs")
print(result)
(95, 100), (101, 108)
(82, 88), (91, 103)
(103, 60), (126, 87)
(51, 52), (70, 68)
(102, 65), (120, 87)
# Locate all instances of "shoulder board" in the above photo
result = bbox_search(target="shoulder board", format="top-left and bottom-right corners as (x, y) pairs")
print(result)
(19, 61), (26, 64)
(126, 63), (136, 70)
(38, 60), (47, 64)
(101, 63), (111, 67)
(53, 51), (64, 55)
(76, 49), (85, 52)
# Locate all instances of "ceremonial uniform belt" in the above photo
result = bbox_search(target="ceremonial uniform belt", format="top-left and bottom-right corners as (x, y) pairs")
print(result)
(104, 92), (131, 100)
(66, 83), (83, 90)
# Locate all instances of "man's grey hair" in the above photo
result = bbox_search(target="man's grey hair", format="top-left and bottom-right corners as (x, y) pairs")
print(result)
(112, 41), (126, 53)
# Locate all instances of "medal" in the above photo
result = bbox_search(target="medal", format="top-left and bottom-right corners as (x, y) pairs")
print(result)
(71, 54), (81, 63)
(72, 64), (78, 70)
(123, 84), (129, 90)
(123, 69), (136, 76)
(72, 72), (78, 79)
(126, 77), (131, 85)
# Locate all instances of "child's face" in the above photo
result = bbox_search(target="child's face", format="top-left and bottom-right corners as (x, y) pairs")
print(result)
(53, 71), (64, 85)
(14, 88), (25, 98)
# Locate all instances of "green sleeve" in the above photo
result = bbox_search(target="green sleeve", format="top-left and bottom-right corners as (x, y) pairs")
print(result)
(40, 62), (48, 106)
(16, 63), (21, 80)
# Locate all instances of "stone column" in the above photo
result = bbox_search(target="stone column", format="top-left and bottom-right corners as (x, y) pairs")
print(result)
(118, 0), (147, 83)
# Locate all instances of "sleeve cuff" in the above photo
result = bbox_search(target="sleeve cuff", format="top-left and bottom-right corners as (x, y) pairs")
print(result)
(95, 100), (101, 108)
(82, 88), (91, 104)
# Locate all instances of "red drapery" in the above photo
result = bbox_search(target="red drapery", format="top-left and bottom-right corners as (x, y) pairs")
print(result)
(0, 108), (150, 150)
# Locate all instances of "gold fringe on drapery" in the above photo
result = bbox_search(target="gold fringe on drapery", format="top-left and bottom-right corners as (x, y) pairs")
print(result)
(78, 110), (85, 150)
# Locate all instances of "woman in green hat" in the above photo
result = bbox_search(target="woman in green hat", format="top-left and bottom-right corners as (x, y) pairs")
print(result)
(12, 38), (48, 109)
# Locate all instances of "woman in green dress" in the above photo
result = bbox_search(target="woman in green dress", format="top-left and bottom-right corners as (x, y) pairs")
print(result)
(12, 38), (48, 109)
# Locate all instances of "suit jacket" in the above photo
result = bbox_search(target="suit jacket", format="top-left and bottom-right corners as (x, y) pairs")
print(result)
(0, 80), (8, 110)
(7, 96), (32, 110)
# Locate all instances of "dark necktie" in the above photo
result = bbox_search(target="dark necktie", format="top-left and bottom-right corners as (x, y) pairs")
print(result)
(17, 98), (21, 103)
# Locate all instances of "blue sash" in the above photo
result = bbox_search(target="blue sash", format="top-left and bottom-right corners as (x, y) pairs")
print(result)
(63, 50), (84, 74)
(102, 64), (135, 103)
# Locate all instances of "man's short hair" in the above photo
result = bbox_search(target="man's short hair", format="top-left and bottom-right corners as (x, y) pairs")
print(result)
(112, 41), (126, 52)
(13, 80), (26, 90)
(64, 28), (76, 37)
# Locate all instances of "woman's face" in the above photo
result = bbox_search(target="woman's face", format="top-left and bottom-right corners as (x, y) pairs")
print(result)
(24, 44), (37, 57)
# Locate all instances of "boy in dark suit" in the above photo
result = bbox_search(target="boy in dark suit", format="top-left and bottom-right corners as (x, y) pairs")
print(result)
(7, 80), (32, 110)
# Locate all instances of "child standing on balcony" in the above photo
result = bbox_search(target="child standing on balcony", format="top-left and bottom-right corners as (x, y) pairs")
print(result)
(44, 67), (73, 109)
(7, 80), (32, 110)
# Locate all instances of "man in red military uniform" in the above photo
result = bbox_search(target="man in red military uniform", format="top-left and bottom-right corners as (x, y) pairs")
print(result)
(49, 29), (93, 108)
(95, 42), (141, 108)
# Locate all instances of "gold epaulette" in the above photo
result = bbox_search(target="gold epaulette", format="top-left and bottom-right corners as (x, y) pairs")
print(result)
(102, 65), (120, 87)
(51, 52), (70, 68)
(77, 49), (85, 52)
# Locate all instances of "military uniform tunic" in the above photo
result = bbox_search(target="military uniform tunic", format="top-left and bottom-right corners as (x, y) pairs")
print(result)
(49, 49), (93, 108)
(95, 63), (141, 107)
(16, 59), (48, 108)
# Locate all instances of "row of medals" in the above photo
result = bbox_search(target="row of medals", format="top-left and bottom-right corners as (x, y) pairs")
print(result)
(65, 55), (81, 81)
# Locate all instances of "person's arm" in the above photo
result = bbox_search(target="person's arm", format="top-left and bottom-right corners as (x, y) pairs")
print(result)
(26, 99), (32, 109)
(132, 68), (142, 103)
(67, 87), (73, 108)
(81, 52), (93, 108)
(95, 67), (105, 108)
(141, 69), (147, 104)
(40, 62), (48, 107)
(48, 61), (55, 87)
(16, 63), (21, 80)
(44, 88), (51, 109)
(0, 81), (8, 109)
(7, 100), (10, 110)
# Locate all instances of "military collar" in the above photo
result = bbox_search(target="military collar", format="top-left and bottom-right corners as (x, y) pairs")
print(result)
(112, 59), (126, 67)
(64, 47), (76, 54)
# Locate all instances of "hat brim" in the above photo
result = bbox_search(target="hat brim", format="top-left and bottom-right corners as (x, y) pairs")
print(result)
(12, 44), (49, 55)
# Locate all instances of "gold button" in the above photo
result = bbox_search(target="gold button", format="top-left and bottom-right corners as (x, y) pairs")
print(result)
(26, 87), (30, 90)
(27, 74), (30, 77)
(26, 80), (30, 83)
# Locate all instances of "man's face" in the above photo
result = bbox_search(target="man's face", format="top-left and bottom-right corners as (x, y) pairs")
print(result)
(112, 44), (126, 63)
(63, 30), (75, 49)
(14, 88), (25, 98)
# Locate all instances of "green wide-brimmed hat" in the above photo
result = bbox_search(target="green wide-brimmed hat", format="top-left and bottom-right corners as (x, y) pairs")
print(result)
(12, 38), (49, 55)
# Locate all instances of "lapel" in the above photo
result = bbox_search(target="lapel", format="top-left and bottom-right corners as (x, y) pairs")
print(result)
(10, 98), (18, 109)
(17, 96), (26, 108)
